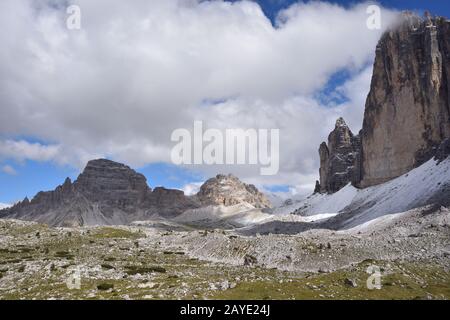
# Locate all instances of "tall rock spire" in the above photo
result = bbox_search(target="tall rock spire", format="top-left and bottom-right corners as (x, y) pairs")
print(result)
(358, 14), (450, 187)
(318, 118), (361, 193)
(317, 13), (449, 193)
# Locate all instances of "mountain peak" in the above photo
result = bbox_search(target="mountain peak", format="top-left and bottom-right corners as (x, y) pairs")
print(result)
(85, 158), (125, 167)
(319, 118), (361, 194)
(197, 174), (271, 208)
(71, 158), (152, 213)
(0, 159), (199, 226)
(335, 117), (347, 128)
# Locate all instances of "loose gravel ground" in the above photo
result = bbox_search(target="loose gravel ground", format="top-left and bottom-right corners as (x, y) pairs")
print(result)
(0, 206), (448, 300)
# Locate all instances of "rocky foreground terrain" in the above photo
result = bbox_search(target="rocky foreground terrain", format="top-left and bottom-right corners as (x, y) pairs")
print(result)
(0, 160), (270, 227)
(0, 157), (448, 300)
(0, 204), (448, 300)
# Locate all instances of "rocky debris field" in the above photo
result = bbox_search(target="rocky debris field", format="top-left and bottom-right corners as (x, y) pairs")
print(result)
(0, 206), (449, 300)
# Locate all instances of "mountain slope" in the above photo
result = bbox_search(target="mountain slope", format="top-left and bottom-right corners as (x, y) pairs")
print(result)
(286, 157), (450, 229)
(0, 159), (199, 226)
(330, 157), (450, 229)
(0, 161), (274, 227)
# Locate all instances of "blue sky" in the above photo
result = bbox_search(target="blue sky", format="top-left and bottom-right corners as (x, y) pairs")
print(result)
(247, 0), (450, 22)
(0, 0), (449, 204)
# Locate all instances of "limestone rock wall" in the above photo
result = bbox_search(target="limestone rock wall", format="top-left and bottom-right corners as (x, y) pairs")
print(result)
(318, 13), (449, 193)
(359, 14), (450, 187)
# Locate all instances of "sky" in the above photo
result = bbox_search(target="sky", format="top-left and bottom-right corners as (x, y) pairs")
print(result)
(249, 0), (450, 21)
(0, 0), (448, 205)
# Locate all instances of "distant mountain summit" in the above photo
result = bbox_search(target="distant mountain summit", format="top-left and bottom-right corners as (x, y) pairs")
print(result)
(73, 159), (151, 211)
(0, 159), (198, 226)
(0, 159), (271, 226)
(196, 174), (271, 209)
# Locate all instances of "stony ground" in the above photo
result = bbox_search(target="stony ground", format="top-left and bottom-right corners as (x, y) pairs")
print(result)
(0, 206), (449, 300)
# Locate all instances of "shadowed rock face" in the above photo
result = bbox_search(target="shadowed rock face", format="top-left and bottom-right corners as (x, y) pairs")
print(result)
(74, 159), (152, 212)
(145, 187), (199, 218)
(196, 174), (272, 209)
(359, 13), (450, 187)
(435, 138), (450, 163)
(318, 118), (361, 194)
(0, 159), (199, 226)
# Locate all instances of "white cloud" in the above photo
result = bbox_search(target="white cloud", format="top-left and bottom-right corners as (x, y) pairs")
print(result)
(1, 164), (17, 175)
(0, 140), (60, 163)
(0, 203), (11, 209)
(335, 65), (374, 133)
(181, 182), (204, 196)
(0, 0), (400, 189)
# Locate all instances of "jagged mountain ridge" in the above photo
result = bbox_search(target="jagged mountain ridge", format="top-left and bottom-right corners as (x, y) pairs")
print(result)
(0, 159), (271, 227)
(0, 159), (200, 226)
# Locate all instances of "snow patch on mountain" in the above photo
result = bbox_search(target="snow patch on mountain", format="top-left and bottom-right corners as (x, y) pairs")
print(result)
(174, 203), (271, 228)
(278, 157), (450, 229)
(336, 157), (450, 228)
(279, 184), (357, 216)
(172, 158), (449, 231)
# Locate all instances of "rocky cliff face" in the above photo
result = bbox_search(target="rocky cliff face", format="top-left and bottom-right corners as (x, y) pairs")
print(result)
(145, 187), (199, 218)
(73, 159), (152, 214)
(196, 174), (271, 209)
(359, 13), (450, 187)
(318, 118), (361, 193)
(317, 13), (449, 193)
(0, 159), (199, 226)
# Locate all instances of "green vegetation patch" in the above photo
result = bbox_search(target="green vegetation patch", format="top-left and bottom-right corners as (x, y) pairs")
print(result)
(210, 261), (450, 300)
(91, 227), (144, 240)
